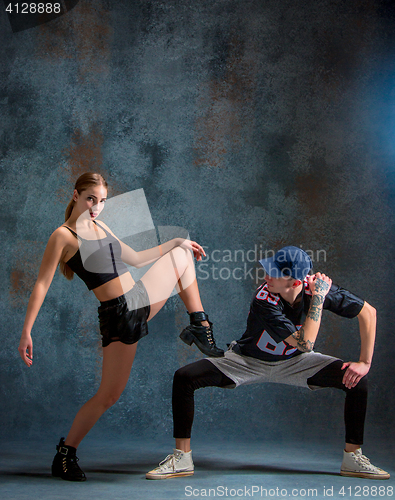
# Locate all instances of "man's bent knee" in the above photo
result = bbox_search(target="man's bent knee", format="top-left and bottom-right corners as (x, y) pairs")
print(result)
(174, 366), (194, 387)
(352, 375), (368, 394)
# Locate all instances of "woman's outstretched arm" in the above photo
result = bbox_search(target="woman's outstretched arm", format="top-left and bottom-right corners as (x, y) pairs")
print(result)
(97, 222), (205, 268)
(121, 237), (205, 268)
(18, 228), (68, 366)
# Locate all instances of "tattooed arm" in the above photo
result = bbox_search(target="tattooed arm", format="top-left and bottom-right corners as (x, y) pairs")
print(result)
(285, 272), (332, 352)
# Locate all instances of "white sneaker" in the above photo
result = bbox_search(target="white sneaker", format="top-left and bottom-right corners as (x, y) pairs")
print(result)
(146, 449), (194, 480)
(340, 449), (390, 480)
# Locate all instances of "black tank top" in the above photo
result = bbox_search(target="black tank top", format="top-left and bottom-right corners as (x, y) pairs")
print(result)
(63, 221), (129, 290)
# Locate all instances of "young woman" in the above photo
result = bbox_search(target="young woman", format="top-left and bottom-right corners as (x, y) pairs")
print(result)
(18, 172), (223, 482)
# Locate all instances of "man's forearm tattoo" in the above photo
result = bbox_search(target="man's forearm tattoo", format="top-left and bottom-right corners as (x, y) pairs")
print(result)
(307, 294), (324, 321)
(291, 294), (324, 352)
(291, 327), (314, 352)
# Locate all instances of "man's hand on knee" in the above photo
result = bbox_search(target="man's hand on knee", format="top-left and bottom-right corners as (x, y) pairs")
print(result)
(341, 361), (370, 389)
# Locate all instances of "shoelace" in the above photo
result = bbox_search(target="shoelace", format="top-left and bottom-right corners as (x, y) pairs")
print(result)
(360, 454), (370, 464)
(354, 450), (371, 465)
(57, 442), (85, 479)
(159, 453), (180, 471)
(64, 455), (83, 472)
(206, 328), (215, 345)
(195, 322), (216, 346)
(353, 453), (380, 471)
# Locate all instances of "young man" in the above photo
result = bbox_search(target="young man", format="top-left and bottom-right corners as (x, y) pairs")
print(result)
(146, 246), (390, 480)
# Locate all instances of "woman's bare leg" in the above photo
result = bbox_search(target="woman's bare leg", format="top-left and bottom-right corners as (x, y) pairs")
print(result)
(141, 247), (223, 356)
(64, 342), (138, 448)
(141, 247), (204, 320)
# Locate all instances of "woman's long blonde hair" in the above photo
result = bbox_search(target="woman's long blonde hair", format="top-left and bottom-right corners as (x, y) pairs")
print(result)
(60, 172), (108, 280)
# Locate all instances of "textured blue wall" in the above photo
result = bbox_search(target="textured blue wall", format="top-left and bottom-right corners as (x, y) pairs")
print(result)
(1, 0), (394, 445)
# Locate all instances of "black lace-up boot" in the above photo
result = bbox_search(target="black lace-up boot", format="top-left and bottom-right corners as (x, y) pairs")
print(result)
(52, 437), (87, 481)
(180, 311), (224, 357)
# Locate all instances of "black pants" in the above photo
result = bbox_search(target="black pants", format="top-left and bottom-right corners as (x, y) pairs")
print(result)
(173, 359), (367, 444)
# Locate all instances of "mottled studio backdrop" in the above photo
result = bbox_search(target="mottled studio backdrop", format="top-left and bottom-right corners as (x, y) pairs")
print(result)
(1, 0), (394, 447)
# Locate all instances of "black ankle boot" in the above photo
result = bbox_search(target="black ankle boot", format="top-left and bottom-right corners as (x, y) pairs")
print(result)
(52, 437), (87, 481)
(180, 311), (224, 357)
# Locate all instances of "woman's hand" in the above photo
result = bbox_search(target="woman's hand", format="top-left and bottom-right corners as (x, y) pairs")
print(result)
(180, 240), (206, 261)
(18, 333), (33, 367)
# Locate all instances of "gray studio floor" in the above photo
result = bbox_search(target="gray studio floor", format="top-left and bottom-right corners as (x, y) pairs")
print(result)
(0, 437), (393, 500)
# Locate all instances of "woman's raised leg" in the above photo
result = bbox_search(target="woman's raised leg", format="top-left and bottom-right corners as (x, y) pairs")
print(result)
(140, 246), (223, 357)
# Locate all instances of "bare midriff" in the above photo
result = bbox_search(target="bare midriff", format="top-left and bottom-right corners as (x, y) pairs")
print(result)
(92, 272), (136, 302)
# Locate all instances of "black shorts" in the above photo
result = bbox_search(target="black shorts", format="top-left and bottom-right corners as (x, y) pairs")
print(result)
(98, 281), (150, 348)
